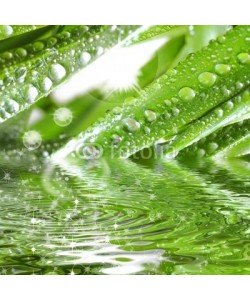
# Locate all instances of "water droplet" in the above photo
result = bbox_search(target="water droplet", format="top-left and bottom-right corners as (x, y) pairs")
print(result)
(123, 118), (140, 132)
(217, 36), (226, 44)
(79, 51), (91, 66)
(60, 31), (71, 39)
(15, 67), (27, 80)
(23, 130), (42, 151)
(47, 37), (57, 47)
(15, 48), (27, 58)
(49, 64), (66, 82)
(215, 64), (231, 75)
(236, 82), (244, 90)
(178, 87), (196, 101)
(172, 107), (180, 116)
(171, 97), (178, 104)
(0, 25), (13, 38)
(96, 46), (104, 55)
(237, 53), (250, 64)
(112, 107), (122, 115)
(6, 99), (19, 113)
(33, 41), (44, 51)
(111, 134), (122, 145)
(2, 51), (13, 60)
(164, 100), (171, 106)
(207, 142), (218, 152)
(164, 112), (171, 119)
(41, 77), (53, 92)
(53, 107), (73, 127)
(215, 108), (224, 118)
(166, 68), (177, 76)
(144, 110), (157, 122)
(197, 148), (205, 157)
(144, 126), (150, 134)
(198, 72), (217, 87)
(225, 101), (234, 109)
(78, 144), (101, 160)
(26, 85), (38, 103)
(221, 87), (231, 97)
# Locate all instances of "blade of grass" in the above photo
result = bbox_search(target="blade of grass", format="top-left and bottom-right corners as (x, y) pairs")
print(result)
(56, 26), (249, 159)
(0, 25), (140, 125)
(177, 119), (249, 159)
(0, 25), (45, 41)
(163, 89), (250, 159)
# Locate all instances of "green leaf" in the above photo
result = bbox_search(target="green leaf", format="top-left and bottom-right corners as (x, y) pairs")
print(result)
(57, 26), (249, 159)
(30, 33), (185, 142)
(0, 25), (139, 125)
(0, 25), (45, 41)
(163, 89), (250, 159)
(177, 119), (250, 159)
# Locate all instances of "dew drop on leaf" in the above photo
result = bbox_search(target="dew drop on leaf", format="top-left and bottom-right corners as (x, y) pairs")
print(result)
(164, 100), (171, 106)
(33, 41), (44, 51)
(123, 118), (140, 132)
(79, 52), (91, 66)
(0, 25), (13, 38)
(225, 101), (234, 109)
(215, 64), (231, 75)
(26, 85), (38, 103)
(49, 64), (66, 82)
(207, 142), (218, 152)
(172, 107), (180, 116)
(111, 134), (122, 145)
(237, 53), (250, 64)
(166, 68), (177, 76)
(144, 110), (157, 122)
(215, 108), (224, 118)
(236, 82), (244, 90)
(7, 99), (19, 113)
(2, 51), (13, 60)
(217, 35), (226, 44)
(41, 77), (53, 92)
(178, 87), (196, 101)
(198, 72), (217, 87)
(15, 47), (27, 58)
(197, 148), (205, 157)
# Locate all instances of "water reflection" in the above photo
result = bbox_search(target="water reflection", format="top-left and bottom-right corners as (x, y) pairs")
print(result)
(0, 153), (249, 274)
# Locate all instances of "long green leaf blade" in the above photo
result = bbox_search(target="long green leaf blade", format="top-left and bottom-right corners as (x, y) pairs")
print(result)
(178, 119), (250, 159)
(163, 89), (250, 159)
(0, 25), (45, 41)
(56, 25), (249, 159)
(0, 25), (139, 125)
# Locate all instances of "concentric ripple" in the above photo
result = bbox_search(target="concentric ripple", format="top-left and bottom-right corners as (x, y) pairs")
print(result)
(0, 153), (249, 274)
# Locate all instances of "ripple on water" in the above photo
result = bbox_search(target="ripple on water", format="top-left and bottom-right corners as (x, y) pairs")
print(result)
(0, 155), (249, 274)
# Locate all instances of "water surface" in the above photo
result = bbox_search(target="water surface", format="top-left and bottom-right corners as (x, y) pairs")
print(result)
(0, 153), (249, 274)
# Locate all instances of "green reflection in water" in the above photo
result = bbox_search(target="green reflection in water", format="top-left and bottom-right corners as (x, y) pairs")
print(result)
(0, 152), (249, 274)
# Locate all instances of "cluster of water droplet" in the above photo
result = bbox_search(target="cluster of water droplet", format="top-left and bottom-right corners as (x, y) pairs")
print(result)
(163, 88), (249, 159)
(0, 26), (135, 124)
(71, 26), (249, 158)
